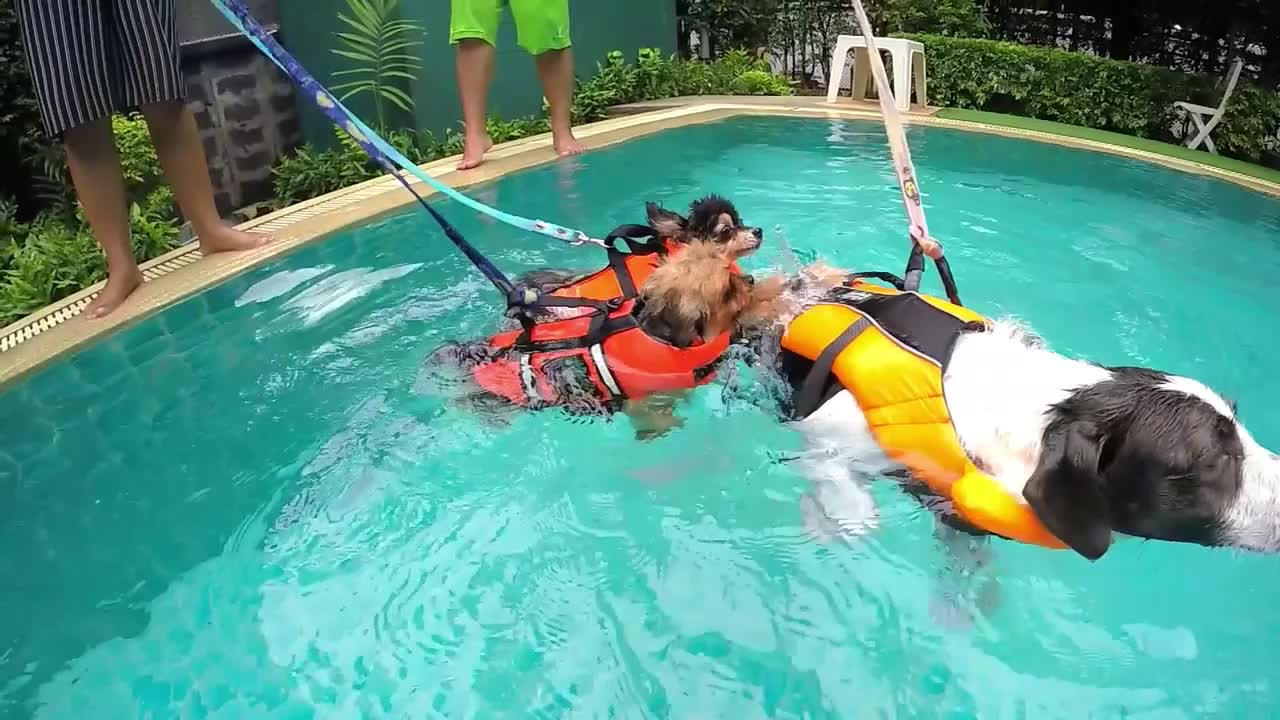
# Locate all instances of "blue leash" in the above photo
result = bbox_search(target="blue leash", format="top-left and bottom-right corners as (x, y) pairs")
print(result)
(209, 0), (608, 301)
(211, 0), (604, 249)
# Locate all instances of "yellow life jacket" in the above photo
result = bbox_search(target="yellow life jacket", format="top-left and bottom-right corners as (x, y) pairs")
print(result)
(780, 280), (1067, 550)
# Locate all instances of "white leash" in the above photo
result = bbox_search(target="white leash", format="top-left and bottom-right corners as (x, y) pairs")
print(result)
(847, 0), (942, 260)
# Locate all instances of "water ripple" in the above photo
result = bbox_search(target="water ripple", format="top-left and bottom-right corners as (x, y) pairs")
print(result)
(7, 115), (1280, 719)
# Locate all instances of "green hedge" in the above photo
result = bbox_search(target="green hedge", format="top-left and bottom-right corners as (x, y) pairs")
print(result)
(272, 48), (793, 207)
(909, 34), (1280, 164)
(569, 47), (792, 123)
(0, 2), (46, 214)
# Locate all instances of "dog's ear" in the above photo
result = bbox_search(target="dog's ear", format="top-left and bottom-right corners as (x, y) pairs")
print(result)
(1023, 418), (1113, 561)
(646, 202), (686, 237)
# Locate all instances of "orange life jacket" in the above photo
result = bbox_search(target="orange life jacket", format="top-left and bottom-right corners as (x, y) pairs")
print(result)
(473, 297), (729, 409)
(470, 227), (739, 409)
(781, 278), (1067, 550)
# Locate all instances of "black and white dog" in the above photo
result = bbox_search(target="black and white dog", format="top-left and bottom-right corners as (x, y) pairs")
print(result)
(751, 281), (1280, 562)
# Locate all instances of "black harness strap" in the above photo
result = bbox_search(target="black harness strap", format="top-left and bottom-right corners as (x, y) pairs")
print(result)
(604, 223), (659, 243)
(902, 244), (963, 307)
(601, 224), (670, 300)
(845, 271), (907, 291)
(607, 246), (641, 299)
(512, 294), (616, 348)
(792, 317), (873, 420)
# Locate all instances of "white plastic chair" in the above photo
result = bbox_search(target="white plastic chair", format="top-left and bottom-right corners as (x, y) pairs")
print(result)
(825, 34), (926, 112)
(1174, 59), (1243, 155)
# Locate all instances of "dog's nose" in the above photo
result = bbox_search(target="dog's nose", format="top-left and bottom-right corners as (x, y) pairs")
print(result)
(751, 227), (763, 239)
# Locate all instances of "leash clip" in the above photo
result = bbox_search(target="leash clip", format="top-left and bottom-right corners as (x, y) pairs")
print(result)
(570, 232), (610, 249)
(505, 285), (542, 318)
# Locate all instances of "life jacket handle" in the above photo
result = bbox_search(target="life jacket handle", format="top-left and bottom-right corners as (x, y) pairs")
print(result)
(902, 243), (963, 307)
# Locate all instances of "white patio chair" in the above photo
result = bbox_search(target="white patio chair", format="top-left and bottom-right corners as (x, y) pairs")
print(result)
(825, 34), (926, 112)
(1173, 59), (1244, 155)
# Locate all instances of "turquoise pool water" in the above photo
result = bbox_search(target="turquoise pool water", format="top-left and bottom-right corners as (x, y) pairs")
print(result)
(3, 115), (1280, 718)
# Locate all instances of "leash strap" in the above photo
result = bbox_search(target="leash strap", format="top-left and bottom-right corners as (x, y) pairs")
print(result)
(210, 0), (606, 250)
(847, 0), (938, 262)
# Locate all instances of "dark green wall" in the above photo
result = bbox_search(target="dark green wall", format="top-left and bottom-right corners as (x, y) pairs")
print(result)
(278, 0), (676, 148)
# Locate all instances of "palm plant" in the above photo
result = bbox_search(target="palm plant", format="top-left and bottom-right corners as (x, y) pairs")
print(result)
(330, 0), (424, 132)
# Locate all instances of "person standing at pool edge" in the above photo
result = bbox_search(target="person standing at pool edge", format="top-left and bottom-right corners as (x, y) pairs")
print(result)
(14, 0), (272, 320)
(450, 0), (584, 169)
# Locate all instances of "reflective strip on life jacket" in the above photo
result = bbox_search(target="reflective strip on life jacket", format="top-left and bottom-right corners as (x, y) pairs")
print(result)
(781, 280), (1066, 550)
(590, 343), (623, 396)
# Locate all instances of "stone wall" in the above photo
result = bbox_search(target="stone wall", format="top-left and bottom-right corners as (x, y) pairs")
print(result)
(181, 39), (301, 216)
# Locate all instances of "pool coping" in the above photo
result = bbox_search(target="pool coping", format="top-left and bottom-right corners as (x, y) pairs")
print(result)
(2, 96), (1278, 388)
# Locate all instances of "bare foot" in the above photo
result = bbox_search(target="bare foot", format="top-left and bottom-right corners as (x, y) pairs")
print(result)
(457, 133), (493, 170)
(198, 224), (273, 255)
(553, 131), (584, 157)
(86, 266), (145, 320)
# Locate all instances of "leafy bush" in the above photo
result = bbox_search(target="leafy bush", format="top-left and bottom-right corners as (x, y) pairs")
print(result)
(0, 149), (181, 328)
(272, 127), (381, 206)
(387, 128), (442, 164)
(113, 114), (166, 200)
(881, 0), (989, 38)
(0, 198), (22, 277)
(910, 34), (1280, 162)
(0, 214), (104, 325)
(0, 194), (181, 327)
(570, 47), (791, 123)
(1212, 86), (1280, 163)
(0, 2), (45, 216)
(485, 116), (552, 144)
(273, 48), (795, 206)
(730, 69), (794, 95)
(330, 0), (424, 132)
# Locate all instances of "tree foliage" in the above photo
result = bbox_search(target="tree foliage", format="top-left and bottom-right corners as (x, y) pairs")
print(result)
(881, 0), (990, 38)
(915, 33), (1280, 161)
(983, 1), (1280, 87)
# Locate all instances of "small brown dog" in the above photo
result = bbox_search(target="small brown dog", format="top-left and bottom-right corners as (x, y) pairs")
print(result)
(623, 240), (767, 436)
(635, 240), (758, 348)
(423, 238), (772, 438)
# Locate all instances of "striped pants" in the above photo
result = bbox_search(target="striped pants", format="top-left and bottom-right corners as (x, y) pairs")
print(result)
(15, 0), (185, 138)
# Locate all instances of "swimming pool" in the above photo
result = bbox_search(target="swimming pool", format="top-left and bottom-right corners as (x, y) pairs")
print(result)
(3, 114), (1280, 718)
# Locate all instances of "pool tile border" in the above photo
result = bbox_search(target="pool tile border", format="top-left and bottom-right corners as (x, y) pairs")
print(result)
(2, 97), (1277, 387)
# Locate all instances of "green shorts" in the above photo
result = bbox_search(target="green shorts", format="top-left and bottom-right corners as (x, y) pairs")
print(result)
(449, 0), (572, 56)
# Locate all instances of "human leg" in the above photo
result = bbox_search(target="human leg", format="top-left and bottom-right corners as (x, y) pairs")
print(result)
(64, 119), (145, 319)
(450, 0), (502, 169)
(139, 102), (269, 254)
(114, 0), (269, 254)
(511, 0), (581, 156)
(535, 48), (581, 156)
(15, 0), (142, 318)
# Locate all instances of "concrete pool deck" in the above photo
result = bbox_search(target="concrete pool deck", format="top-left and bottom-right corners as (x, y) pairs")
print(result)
(2, 95), (1279, 388)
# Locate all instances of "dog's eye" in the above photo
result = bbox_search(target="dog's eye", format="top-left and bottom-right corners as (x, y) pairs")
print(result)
(715, 224), (733, 238)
